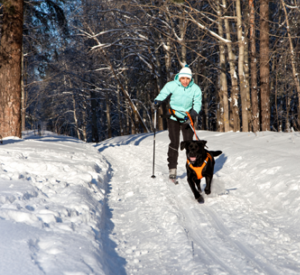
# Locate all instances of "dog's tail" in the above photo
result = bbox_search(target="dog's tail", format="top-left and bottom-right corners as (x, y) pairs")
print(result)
(210, 150), (222, 157)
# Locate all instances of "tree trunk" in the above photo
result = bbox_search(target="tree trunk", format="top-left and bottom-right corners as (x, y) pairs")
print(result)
(90, 90), (99, 142)
(222, 0), (240, 131)
(82, 100), (87, 142)
(274, 60), (278, 131)
(65, 63), (81, 140)
(105, 92), (112, 138)
(285, 86), (291, 132)
(131, 106), (136, 135)
(117, 88), (124, 136)
(243, 5), (252, 132)
(0, 0), (24, 138)
(260, 0), (270, 131)
(134, 90), (140, 134)
(244, 42), (251, 130)
(164, 37), (172, 82)
(153, 41), (164, 131)
(125, 99), (130, 135)
(280, 0), (300, 129)
(217, 0), (229, 132)
(21, 49), (26, 132)
(217, 90), (224, 132)
(202, 86), (209, 130)
(250, 0), (259, 132)
(162, 36), (172, 131)
(237, 0), (249, 132)
(179, 13), (187, 65)
(72, 92), (81, 140)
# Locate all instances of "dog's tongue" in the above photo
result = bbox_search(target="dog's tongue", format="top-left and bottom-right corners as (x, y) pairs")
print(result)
(189, 157), (196, 162)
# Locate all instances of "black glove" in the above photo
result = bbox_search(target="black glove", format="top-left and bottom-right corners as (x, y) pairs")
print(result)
(152, 100), (162, 109)
(189, 109), (198, 122)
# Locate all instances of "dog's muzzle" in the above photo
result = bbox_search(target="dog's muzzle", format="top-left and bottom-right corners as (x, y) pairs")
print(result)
(188, 156), (197, 163)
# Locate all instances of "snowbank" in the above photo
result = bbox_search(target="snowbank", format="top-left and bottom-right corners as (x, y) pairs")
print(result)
(0, 131), (109, 274)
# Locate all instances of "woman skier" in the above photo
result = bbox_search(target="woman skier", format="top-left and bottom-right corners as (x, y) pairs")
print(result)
(153, 65), (202, 181)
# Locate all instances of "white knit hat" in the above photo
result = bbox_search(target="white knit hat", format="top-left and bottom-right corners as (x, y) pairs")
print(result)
(178, 65), (192, 79)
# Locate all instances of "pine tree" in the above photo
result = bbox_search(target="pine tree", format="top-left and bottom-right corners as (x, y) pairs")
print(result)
(0, 0), (24, 138)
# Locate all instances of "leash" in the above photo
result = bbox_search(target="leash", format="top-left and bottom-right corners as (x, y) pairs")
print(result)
(163, 108), (200, 141)
(185, 111), (199, 140)
(167, 108), (188, 124)
(168, 108), (200, 140)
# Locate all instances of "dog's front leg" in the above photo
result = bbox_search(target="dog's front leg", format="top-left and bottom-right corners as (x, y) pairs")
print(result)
(204, 175), (212, 195)
(196, 179), (201, 193)
(187, 176), (202, 200)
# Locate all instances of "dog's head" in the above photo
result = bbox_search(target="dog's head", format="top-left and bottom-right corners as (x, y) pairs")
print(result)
(180, 140), (207, 164)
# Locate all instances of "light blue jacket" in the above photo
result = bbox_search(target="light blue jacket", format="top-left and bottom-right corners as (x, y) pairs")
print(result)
(155, 73), (202, 121)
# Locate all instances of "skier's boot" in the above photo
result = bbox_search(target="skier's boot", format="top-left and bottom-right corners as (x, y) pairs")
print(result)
(169, 168), (178, 185)
(169, 168), (177, 179)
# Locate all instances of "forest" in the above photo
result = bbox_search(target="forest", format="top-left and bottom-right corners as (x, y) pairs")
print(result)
(0, 0), (300, 142)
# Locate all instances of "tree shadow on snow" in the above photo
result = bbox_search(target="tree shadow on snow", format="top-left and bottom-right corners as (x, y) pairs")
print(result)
(100, 203), (127, 275)
(97, 132), (155, 153)
(1, 139), (24, 145)
(99, 165), (127, 275)
(24, 136), (84, 144)
(214, 153), (227, 173)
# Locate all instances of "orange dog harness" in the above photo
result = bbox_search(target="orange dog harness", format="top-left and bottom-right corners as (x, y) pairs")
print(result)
(187, 153), (212, 179)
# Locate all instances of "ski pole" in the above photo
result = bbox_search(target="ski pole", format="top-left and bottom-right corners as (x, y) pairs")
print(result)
(151, 109), (157, 178)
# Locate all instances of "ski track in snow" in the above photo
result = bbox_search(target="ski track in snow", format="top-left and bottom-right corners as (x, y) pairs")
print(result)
(98, 130), (300, 275)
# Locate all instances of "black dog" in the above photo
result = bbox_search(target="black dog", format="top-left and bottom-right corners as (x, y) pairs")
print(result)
(180, 140), (222, 203)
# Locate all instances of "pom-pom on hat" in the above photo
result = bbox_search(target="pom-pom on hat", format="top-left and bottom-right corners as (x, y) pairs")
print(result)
(178, 64), (192, 79)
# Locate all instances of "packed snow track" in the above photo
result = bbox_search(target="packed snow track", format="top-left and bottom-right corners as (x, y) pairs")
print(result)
(97, 130), (300, 275)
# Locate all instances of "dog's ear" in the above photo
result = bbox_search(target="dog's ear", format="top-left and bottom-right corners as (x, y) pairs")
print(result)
(180, 141), (188, 150)
(197, 140), (207, 148)
(201, 140), (207, 147)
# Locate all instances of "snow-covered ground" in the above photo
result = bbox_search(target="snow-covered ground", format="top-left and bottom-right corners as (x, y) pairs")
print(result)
(0, 130), (300, 274)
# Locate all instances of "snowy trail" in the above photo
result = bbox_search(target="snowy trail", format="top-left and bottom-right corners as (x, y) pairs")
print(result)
(0, 130), (300, 274)
(98, 130), (300, 275)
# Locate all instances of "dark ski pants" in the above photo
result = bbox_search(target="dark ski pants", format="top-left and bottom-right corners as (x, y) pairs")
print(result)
(167, 119), (194, 169)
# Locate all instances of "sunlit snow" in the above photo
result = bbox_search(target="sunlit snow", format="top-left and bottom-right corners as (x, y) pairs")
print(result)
(0, 130), (300, 274)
